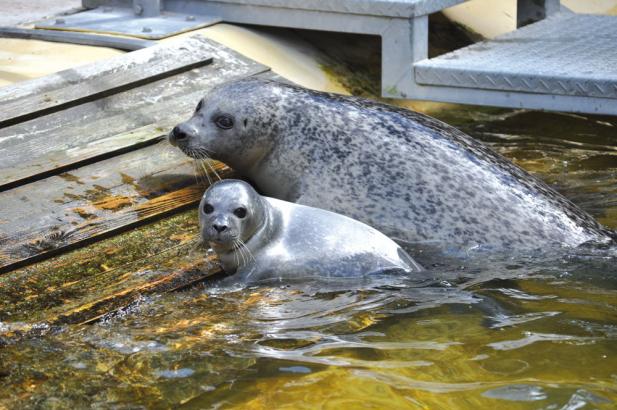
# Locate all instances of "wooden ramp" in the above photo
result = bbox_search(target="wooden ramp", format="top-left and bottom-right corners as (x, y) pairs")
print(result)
(0, 36), (271, 333)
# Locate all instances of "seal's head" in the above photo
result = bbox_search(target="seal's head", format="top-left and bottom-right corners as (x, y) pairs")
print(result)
(168, 78), (285, 170)
(199, 179), (266, 251)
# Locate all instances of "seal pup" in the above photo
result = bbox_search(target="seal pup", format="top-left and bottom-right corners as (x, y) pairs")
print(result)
(171, 78), (616, 255)
(199, 179), (422, 281)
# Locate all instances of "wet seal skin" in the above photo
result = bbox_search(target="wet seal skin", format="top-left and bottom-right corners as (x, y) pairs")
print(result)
(198, 179), (423, 281)
(170, 78), (616, 258)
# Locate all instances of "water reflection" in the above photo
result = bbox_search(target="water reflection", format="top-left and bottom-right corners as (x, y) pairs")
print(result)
(1, 252), (616, 409)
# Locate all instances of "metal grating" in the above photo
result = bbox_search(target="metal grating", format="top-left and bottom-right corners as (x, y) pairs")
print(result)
(414, 13), (617, 99)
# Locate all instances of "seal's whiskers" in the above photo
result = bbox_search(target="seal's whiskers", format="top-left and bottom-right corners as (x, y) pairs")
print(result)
(237, 239), (255, 263)
(194, 148), (222, 182)
(196, 146), (218, 158)
(234, 239), (248, 268)
(232, 240), (240, 268)
(188, 148), (212, 185)
(206, 159), (222, 182)
(192, 160), (208, 186)
(233, 239), (256, 269)
(197, 160), (213, 185)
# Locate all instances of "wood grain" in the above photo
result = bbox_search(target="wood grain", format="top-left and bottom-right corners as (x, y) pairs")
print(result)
(0, 45), (212, 128)
(0, 36), (268, 191)
(0, 140), (232, 274)
(0, 36), (213, 108)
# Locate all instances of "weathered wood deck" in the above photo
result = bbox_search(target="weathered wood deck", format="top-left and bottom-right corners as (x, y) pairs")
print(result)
(0, 35), (273, 337)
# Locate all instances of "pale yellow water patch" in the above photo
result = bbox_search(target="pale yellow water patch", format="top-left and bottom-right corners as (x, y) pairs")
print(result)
(562, 0), (617, 14)
(444, 0), (617, 38)
(0, 38), (123, 87)
(443, 0), (515, 38)
(599, 208), (617, 228)
(392, 99), (460, 116)
(0, 23), (347, 94)
(165, 24), (348, 94)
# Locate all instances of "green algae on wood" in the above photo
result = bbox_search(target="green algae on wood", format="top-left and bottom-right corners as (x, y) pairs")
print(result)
(0, 208), (224, 331)
(0, 210), (195, 320)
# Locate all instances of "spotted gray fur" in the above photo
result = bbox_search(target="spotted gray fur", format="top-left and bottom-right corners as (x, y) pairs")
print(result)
(170, 78), (616, 255)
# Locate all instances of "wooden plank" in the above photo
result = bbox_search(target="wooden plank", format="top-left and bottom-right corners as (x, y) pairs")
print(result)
(58, 254), (221, 326)
(0, 54), (213, 128)
(0, 208), (203, 323)
(0, 36), (269, 191)
(1, 265), (223, 344)
(0, 236), (224, 344)
(0, 208), (223, 342)
(0, 35), (208, 108)
(0, 139), (233, 274)
(0, 126), (167, 192)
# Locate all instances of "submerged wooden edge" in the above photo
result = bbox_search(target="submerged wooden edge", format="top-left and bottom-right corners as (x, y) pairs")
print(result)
(65, 259), (224, 326)
(0, 208), (204, 321)
(0, 252), (225, 345)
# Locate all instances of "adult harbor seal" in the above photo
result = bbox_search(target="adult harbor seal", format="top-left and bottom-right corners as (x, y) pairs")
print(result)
(171, 78), (616, 256)
(199, 179), (423, 280)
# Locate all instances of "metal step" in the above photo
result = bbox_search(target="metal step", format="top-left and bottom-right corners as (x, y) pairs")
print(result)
(413, 13), (617, 114)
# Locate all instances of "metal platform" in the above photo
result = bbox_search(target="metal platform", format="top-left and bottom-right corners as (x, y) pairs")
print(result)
(115, 0), (470, 101)
(414, 12), (617, 115)
(41, 0), (617, 114)
(35, 6), (220, 40)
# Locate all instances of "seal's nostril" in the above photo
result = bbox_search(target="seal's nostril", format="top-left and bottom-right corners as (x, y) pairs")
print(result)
(174, 126), (189, 141)
(213, 224), (227, 233)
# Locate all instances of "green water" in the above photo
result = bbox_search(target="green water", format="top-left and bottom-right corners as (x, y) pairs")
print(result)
(1, 108), (616, 409)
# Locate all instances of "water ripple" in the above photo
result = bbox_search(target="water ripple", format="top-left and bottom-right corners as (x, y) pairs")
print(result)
(488, 332), (598, 351)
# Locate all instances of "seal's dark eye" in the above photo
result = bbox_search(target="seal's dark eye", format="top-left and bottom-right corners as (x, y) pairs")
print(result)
(195, 100), (203, 113)
(233, 207), (247, 218)
(203, 203), (214, 214)
(214, 114), (234, 130)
